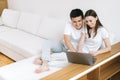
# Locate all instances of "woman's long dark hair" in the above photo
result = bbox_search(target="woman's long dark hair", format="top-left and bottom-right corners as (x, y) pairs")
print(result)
(85, 9), (103, 38)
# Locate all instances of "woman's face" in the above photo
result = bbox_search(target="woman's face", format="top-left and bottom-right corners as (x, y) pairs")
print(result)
(71, 16), (83, 30)
(85, 16), (97, 29)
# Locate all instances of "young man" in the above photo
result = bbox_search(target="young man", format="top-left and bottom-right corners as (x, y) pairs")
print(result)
(64, 8), (85, 52)
(33, 8), (85, 73)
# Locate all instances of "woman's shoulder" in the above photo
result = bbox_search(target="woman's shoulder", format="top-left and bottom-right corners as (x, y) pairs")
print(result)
(98, 26), (108, 32)
(98, 26), (109, 35)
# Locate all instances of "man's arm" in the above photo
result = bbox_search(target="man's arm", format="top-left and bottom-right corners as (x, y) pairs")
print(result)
(77, 33), (85, 52)
(64, 35), (76, 52)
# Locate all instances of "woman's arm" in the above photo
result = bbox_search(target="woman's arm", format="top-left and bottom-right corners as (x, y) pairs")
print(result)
(90, 38), (111, 56)
(77, 33), (85, 52)
(64, 35), (76, 52)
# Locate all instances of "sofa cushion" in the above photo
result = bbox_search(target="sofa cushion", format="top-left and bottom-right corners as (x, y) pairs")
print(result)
(0, 26), (12, 32)
(0, 53), (69, 80)
(17, 12), (42, 35)
(1, 9), (20, 28)
(37, 16), (66, 40)
(0, 29), (47, 57)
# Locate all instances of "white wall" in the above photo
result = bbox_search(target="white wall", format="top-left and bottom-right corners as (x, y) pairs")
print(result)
(7, 0), (120, 43)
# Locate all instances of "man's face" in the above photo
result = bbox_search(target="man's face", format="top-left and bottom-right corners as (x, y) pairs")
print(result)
(71, 16), (83, 30)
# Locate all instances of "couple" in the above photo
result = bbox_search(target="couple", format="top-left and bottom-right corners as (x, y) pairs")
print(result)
(33, 9), (111, 73)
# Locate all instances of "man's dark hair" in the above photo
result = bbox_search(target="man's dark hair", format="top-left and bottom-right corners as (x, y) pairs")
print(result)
(70, 9), (84, 19)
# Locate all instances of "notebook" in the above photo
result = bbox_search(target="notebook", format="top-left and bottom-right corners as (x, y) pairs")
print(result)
(66, 52), (96, 66)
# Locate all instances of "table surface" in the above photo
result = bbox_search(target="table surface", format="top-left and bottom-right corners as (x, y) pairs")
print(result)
(41, 42), (120, 80)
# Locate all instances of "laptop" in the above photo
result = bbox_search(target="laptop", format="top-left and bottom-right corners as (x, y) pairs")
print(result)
(66, 52), (96, 66)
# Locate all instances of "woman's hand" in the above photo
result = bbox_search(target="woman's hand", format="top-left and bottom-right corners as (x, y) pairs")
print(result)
(68, 49), (76, 52)
(89, 51), (98, 56)
(77, 49), (82, 53)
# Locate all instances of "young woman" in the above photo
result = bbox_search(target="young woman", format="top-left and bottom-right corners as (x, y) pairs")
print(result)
(82, 9), (111, 56)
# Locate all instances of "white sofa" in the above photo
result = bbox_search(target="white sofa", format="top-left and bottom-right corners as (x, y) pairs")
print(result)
(0, 9), (66, 61)
(0, 9), (69, 80)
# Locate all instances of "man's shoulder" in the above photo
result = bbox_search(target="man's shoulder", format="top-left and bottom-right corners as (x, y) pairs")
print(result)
(65, 21), (73, 28)
(66, 21), (72, 25)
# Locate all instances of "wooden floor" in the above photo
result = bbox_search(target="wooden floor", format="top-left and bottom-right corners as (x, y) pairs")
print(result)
(0, 53), (14, 67)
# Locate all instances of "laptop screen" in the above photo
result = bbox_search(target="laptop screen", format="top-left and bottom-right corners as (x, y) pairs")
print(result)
(66, 52), (96, 66)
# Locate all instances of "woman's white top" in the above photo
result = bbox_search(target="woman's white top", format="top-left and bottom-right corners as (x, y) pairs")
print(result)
(82, 27), (109, 53)
(64, 22), (85, 49)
